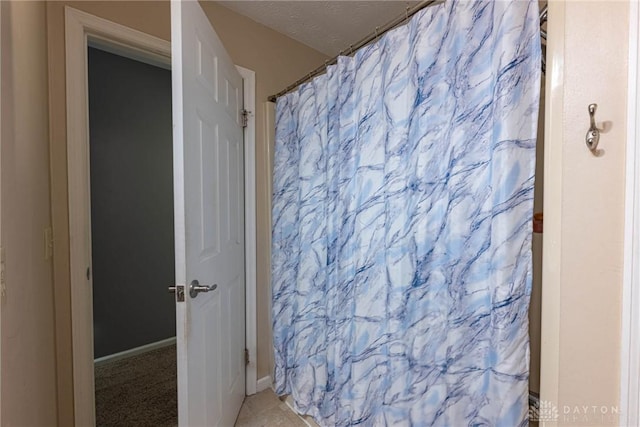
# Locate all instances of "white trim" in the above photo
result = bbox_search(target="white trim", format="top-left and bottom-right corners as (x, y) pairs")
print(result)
(88, 38), (171, 71)
(94, 337), (177, 367)
(65, 7), (172, 426)
(283, 395), (320, 427)
(169, 4), (187, 425)
(256, 375), (273, 393)
(283, 396), (318, 427)
(0, 2), (3, 425)
(620, 2), (640, 426)
(539, 1), (564, 419)
(264, 101), (276, 378)
(238, 66), (258, 396)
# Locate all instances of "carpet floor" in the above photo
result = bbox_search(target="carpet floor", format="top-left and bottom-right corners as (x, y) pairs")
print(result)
(95, 344), (177, 427)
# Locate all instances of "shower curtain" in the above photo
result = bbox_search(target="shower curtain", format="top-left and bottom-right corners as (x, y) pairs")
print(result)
(271, 1), (541, 425)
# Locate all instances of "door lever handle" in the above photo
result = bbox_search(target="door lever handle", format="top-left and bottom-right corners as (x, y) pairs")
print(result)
(189, 279), (217, 298)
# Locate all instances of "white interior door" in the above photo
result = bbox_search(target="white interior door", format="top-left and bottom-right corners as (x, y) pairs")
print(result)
(171, 1), (246, 425)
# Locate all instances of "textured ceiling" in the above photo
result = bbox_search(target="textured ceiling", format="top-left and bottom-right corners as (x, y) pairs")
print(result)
(217, 1), (421, 57)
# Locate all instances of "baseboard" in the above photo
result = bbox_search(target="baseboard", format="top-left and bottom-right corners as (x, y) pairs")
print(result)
(94, 337), (176, 367)
(283, 394), (320, 427)
(256, 375), (272, 392)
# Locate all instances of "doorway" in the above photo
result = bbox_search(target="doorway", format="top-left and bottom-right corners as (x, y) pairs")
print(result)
(64, 7), (257, 425)
(87, 46), (177, 426)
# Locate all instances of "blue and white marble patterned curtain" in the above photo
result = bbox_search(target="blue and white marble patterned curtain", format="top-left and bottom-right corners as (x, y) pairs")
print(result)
(271, 1), (541, 426)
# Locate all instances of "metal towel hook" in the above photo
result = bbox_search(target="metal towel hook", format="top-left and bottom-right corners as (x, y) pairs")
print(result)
(586, 103), (600, 154)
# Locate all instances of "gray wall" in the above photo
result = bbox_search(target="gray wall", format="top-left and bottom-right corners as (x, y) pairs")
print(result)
(88, 47), (175, 358)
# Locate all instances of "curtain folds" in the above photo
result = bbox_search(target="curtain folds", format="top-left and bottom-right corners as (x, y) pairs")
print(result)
(272, 1), (541, 425)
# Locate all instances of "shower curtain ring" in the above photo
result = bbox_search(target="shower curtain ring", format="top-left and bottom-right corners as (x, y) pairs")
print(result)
(405, 6), (410, 22)
(349, 45), (353, 55)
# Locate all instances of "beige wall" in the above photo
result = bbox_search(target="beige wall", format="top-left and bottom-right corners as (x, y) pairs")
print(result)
(541, 1), (628, 423)
(8, 0), (630, 424)
(46, 1), (327, 424)
(1, 1), (58, 425)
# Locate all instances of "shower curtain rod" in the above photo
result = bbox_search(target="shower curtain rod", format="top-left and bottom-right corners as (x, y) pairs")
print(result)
(267, 1), (549, 103)
(267, 0), (443, 103)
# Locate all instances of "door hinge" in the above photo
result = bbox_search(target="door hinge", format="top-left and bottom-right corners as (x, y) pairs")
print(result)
(241, 109), (250, 128)
(245, 348), (250, 365)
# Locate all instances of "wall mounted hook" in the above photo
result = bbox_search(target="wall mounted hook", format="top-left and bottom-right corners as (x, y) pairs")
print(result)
(586, 103), (600, 154)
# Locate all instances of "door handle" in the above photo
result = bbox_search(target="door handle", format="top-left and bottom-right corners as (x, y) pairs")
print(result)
(189, 279), (217, 298)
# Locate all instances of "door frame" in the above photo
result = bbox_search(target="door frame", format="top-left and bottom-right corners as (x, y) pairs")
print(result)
(0, 3), (3, 425)
(539, 0), (563, 412)
(238, 65), (258, 396)
(64, 7), (257, 425)
(620, 1), (640, 425)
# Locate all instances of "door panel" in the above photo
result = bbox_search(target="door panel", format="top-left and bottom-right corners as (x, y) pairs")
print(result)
(171, 1), (245, 425)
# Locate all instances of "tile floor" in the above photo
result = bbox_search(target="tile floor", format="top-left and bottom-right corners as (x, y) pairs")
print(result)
(234, 389), (309, 427)
(235, 390), (537, 426)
